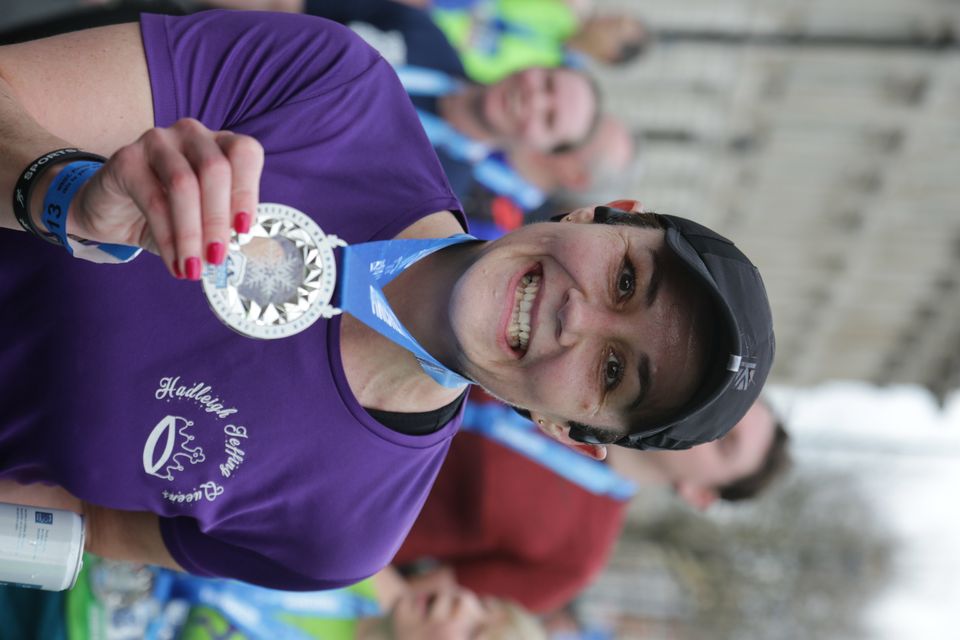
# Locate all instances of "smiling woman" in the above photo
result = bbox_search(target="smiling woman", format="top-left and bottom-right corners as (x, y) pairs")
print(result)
(448, 203), (773, 453)
(0, 10), (772, 592)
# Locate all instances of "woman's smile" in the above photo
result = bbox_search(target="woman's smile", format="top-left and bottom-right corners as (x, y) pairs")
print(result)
(503, 264), (543, 357)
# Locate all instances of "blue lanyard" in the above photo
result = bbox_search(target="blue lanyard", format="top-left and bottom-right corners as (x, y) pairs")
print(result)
(462, 403), (638, 500)
(338, 234), (477, 388)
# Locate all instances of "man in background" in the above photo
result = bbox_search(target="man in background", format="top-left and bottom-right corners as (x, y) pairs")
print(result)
(395, 394), (790, 613)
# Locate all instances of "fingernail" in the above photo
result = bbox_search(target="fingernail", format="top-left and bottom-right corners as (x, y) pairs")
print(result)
(234, 211), (251, 234)
(206, 242), (226, 265)
(172, 261), (183, 279)
(185, 257), (202, 281)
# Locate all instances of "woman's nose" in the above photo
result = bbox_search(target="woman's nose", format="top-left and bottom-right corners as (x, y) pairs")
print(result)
(557, 289), (611, 347)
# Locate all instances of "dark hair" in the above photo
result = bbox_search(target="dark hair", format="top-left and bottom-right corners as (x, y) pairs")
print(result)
(718, 417), (791, 501)
(548, 205), (662, 229)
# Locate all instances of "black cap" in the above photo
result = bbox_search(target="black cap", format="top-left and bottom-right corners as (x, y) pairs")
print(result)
(620, 213), (775, 450)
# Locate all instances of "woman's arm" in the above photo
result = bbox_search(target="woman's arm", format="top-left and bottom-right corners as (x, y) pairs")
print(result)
(0, 23), (153, 233)
(0, 480), (182, 570)
(83, 506), (183, 570)
(0, 23), (262, 277)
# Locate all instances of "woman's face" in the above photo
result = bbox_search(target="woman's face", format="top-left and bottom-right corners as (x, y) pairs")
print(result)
(382, 589), (516, 640)
(448, 204), (713, 440)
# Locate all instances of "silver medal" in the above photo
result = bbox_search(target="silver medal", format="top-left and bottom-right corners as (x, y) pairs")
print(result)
(202, 203), (345, 339)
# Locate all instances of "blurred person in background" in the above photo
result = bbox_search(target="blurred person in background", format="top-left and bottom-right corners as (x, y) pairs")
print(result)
(0, 556), (546, 639)
(394, 392), (790, 614)
(298, 0), (605, 236)
(278, 0), (633, 235)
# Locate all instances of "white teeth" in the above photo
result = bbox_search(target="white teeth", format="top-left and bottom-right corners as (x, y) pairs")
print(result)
(507, 273), (540, 353)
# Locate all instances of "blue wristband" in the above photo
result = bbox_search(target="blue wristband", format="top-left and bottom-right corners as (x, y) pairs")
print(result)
(41, 160), (103, 255)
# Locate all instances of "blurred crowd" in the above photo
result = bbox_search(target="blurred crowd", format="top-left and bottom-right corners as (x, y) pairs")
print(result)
(0, 1), (790, 638)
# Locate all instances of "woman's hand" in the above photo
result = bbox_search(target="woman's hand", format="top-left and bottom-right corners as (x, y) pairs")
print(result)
(68, 118), (264, 279)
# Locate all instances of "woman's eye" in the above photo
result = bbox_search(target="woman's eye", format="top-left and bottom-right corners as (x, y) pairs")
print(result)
(617, 259), (635, 299)
(604, 351), (623, 390)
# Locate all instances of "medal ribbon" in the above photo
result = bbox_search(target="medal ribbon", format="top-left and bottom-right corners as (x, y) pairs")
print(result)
(462, 402), (638, 500)
(338, 234), (477, 388)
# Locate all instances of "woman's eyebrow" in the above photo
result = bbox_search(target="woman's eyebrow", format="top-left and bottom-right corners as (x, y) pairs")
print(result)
(628, 353), (651, 413)
(645, 248), (662, 308)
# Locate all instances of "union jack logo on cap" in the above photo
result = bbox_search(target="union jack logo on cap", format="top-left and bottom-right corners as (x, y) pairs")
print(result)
(734, 360), (757, 391)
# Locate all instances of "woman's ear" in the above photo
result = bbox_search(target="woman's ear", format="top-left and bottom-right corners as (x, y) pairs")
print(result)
(562, 207), (596, 224)
(530, 413), (608, 461)
(563, 200), (644, 224)
(604, 199), (644, 213)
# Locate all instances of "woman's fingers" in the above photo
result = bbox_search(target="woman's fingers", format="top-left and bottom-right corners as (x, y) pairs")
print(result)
(114, 145), (178, 276)
(216, 131), (264, 235)
(144, 125), (204, 279)
(148, 120), (263, 279)
(179, 120), (233, 268)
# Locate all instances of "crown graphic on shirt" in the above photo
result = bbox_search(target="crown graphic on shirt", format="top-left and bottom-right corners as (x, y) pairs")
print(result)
(142, 415), (206, 482)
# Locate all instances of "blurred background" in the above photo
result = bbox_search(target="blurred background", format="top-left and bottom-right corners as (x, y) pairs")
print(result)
(578, 383), (960, 639)
(3, 0), (959, 638)
(563, 1), (960, 637)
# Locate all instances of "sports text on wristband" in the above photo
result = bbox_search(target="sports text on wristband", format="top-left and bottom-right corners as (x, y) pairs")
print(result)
(12, 149), (107, 244)
(41, 161), (104, 253)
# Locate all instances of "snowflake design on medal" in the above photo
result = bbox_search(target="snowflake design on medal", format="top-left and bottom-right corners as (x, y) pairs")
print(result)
(237, 236), (304, 306)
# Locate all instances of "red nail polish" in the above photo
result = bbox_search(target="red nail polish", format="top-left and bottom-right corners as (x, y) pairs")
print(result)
(207, 242), (226, 265)
(185, 257), (202, 281)
(234, 212), (252, 234)
(172, 261), (183, 279)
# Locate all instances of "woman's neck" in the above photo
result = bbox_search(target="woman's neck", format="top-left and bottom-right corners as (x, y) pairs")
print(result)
(385, 239), (478, 371)
(338, 215), (482, 413)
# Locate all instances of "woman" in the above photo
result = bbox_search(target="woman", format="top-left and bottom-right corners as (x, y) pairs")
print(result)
(0, 10), (772, 590)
